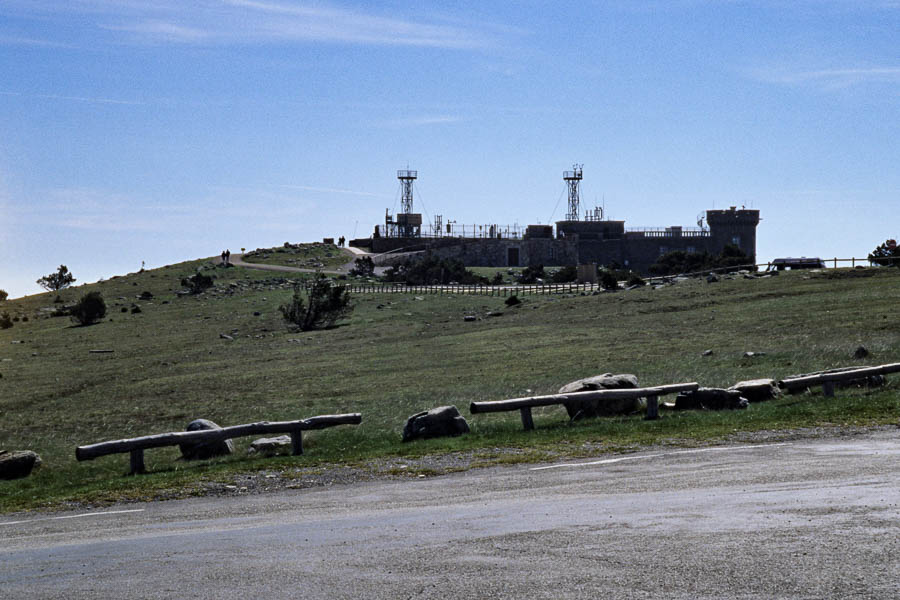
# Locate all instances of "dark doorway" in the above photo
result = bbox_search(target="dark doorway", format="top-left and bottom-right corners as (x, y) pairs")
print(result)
(507, 247), (520, 267)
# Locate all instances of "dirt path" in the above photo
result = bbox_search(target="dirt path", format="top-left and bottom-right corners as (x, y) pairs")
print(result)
(214, 247), (385, 275)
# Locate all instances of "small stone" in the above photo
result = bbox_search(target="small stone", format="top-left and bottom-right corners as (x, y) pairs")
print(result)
(253, 311), (261, 316)
(702, 349), (713, 356)
(463, 315), (477, 322)
(402, 406), (470, 442)
(743, 351), (766, 358)
(179, 419), (234, 460)
(248, 435), (293, 457)
(219, 333), (234, 340)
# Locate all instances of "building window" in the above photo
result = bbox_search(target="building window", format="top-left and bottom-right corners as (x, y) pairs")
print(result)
(732, 235), (741, 246)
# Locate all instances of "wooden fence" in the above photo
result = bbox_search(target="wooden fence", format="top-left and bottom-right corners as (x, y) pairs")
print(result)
(341, 257), (896, 296)
(779, 363), (900, 397)
(76, 413), (362, 475)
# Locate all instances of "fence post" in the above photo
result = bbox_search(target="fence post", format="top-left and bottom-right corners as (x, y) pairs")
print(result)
(291, 429), (303, 455)
(852, 257), (855, 268)
(645, 395), (659, 420)
(129, 449), (146, 475)
(520, 407), (535, 431)
(834, 257), (837, 268)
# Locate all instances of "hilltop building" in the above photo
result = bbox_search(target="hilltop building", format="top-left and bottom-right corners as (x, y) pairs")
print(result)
(351, 167), (760, 274)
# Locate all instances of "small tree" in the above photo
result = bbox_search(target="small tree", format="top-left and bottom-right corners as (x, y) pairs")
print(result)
(869, 239), (899, 267)
(0, 311), (12, 329)
(599, 270), (619, 290)
(0, 289), (7, 302)
(550, 265), (577, 283)
(37, 265), (76, 292)
(279, 274), (352, 331)
(71, 291), (106, 326)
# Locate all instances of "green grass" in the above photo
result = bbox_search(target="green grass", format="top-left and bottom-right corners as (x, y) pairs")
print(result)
(240, 242), (352, 270)
(2, 262), (899, 512)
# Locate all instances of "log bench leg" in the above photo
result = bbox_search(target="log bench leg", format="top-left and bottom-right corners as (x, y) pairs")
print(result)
(520, 407), (535, 431)
(291, 429), (304, 455)
(822, 382), (835, 398)
(129, 449), (146, 475)
(645, 395), (659, 421)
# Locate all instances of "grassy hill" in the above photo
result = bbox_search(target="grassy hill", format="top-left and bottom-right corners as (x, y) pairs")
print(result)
(2, 254), (899, 512)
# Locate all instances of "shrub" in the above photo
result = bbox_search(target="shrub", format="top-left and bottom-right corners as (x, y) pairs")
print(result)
(0, 290), (7, 302)
(518, 264), (545, 285)
(0, 312), (12, 329)
(181, 271), (214, 294)
(491, 272), (504, 285)
(869, 239), (900, 267)
(383, 255), (487, 285)
(626, 273), (646, 287)
(504, 295), (521, 307)
(550, 265), (577, 283)
(37, 265), (76, 292)
(599, 270), (619, 291)
(279, 274), (353, 331)
(349, 256), (375, 277)
(70, 291), (106, 326)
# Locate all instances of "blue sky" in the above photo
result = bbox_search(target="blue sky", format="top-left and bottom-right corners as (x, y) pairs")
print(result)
(1, 0), (898, 298)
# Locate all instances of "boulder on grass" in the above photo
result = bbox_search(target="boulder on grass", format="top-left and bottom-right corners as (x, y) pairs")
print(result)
(248, 435), (292, 457)
(179, 419), (234, 460)
(403, 406), (469, 442)
(729, 379), (780, 402)
(0, 450), (42, 480)
(675, 388), (749, 411)
(559, 373), (642, 419)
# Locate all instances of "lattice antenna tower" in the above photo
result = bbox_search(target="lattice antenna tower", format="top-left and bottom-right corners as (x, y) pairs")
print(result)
(563, 164), (583, 221)
(398, 169), (417, 214)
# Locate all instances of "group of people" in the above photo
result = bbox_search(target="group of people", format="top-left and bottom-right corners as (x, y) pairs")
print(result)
(220, 249), (231, 265)
(337, 236), (346, 247)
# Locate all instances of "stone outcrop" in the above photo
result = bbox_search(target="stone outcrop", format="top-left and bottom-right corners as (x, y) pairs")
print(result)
(559, 373), (642, 419)
(178, 419), (234, 460)
(402, 406), (469, 442)
(0, 450), (42, 480)
(729, 379), (780, 402)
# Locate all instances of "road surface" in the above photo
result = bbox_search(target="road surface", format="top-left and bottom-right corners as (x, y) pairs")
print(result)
(3, 431), (899, 599)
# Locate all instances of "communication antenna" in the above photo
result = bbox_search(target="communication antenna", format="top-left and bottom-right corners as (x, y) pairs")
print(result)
(563, 164), (583, 221)
(397, 168), (417, 214)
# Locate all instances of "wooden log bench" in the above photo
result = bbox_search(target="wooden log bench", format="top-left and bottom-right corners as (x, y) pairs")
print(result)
(76, 413), (362, 475)
(469, 383), (699, 430)
(778, 363), (900, 397)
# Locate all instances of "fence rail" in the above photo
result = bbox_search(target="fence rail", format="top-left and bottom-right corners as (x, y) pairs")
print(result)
(76, 413), (362, 475)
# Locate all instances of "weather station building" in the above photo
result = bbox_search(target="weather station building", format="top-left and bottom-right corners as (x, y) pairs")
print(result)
(351, 166), (760, 274)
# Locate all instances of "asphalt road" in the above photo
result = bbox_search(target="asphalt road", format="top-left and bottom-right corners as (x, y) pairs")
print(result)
(3, 431), (900, 599)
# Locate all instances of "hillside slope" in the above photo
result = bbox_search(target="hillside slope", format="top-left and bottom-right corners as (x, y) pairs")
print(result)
(2, 259), (899, 511)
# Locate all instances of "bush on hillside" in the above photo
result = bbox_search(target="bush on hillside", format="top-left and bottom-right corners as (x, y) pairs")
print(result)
(70, 292), (106, 326)
(599, 270), (619, 291)
(869, 239), (899, 267)
(0, 290), (7, 302)
(349, 256), (375, 277)
(518, 264), (545, 285)
(626, 273), (646, 287)
(0, 312), (12, 329)
(279, 274), (353, 331)
(181, 271), (214, 294)
(550, 265), (577, 283)
(383, 255), (487, 286)
(649, 244), (751, 276)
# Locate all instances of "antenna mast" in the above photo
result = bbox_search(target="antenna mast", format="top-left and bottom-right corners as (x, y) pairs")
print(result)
(563, 164), (583, 221)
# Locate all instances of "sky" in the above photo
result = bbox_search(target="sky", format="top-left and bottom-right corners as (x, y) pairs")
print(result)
(1, 0), (898, 298)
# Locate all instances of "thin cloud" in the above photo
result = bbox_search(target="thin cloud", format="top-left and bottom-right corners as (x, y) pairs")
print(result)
(0, 91), (147, 106)
(752, 66), (900, 88)
(0, 33), (74, 48)
(381, 115), (467, 128)
(7, 1), (503, 49)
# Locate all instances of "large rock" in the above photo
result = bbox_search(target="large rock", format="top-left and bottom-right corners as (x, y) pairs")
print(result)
(729, 379), (780, 402)
(559, 373), (642, 419)
(178, 419), (234, 460)
(675, 388), (749, 411)
(0, 450), (42, 480)
(247, 435), (292, 457)
(402, 406), (469, 442)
